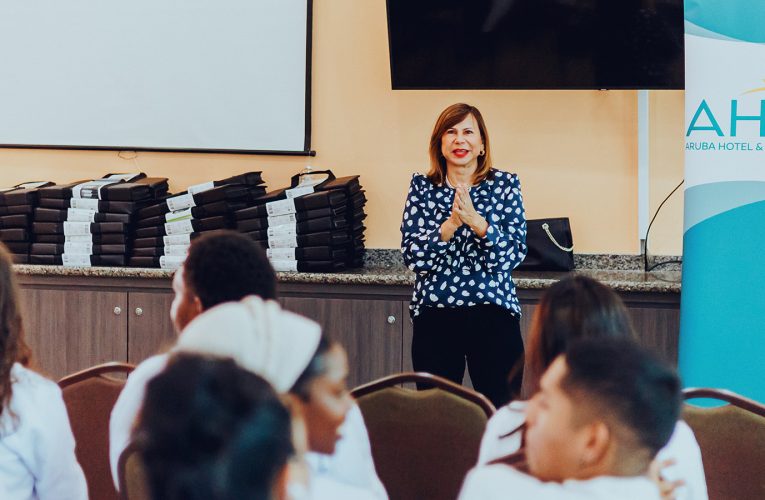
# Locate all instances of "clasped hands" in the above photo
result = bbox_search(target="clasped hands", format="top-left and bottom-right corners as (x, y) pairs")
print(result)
(441, 186), (489, 241)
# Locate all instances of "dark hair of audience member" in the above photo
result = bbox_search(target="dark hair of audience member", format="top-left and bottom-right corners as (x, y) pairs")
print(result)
(563, 338), (681, 457)
(290, 335), (333, 400)
(135, 354), (293, 500)
(0, 243), (32, 420)
(183, 230), (277, 309)
(524, 275), (636, 395)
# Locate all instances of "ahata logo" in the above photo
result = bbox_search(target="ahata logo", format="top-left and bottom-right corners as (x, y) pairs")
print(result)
(686, 80), (765, 138)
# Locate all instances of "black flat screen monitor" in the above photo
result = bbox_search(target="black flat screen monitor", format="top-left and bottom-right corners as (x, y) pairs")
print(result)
(387, 0), (684, 90)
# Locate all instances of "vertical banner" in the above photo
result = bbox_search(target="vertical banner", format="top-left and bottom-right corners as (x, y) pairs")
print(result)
(681, 1), (765, 401)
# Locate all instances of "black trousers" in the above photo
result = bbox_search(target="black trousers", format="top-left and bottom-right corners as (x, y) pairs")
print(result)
(412, 304), (524, 408)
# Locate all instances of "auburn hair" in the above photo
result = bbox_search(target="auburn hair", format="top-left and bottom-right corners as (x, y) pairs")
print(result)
(427, 103), (493, 186)
(0, 243), (31, 420)
(524, 275), (635, 396)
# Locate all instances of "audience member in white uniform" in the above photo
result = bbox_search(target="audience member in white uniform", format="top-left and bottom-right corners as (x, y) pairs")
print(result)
(0, 243), (88, 500)
(132, 354), (294, 500)
(110, 231), (385, 498)
(460, 338), (682, 500)
(109, 230), (279, 485)
(177, 295), (387, 499)
(477, 276), (707, 500)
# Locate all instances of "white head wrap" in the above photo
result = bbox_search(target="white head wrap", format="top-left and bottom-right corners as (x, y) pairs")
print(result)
(174, 295), (322, 393)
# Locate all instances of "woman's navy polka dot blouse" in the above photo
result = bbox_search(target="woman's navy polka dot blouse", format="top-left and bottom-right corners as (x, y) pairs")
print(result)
(400, 169), (528, 318)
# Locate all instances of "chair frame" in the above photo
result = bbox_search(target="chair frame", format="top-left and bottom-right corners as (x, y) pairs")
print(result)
(59, 362), (135, 387)
(117, 441), (143, 500)
(351, 371), (496, 417)
(683, 387), (765, 417)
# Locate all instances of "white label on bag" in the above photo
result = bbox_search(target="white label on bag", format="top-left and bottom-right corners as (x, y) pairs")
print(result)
(62, 254), (92, 267)
(285, 185), (314, 199)
(167, 193), (196, 212)
(267, 224), (297, 238)
(70, 198), (100, 211)
(268, 234), (298, 249)
(72, 179), (122, 199)
(163, 234), (191, 246)
(267, 248), (296, 260)
(266, 198), (296, 217)
(188, 181), (215, 195)
(165, 219), (194, 235)
(65, 234), (93, 243)
(63, 221), (92, 236)
(67, 208), (97, 222)
(165, 208), (193, 223)
(64, 242), (94, 255)
(269, 259), (298, 272)
(160, 255), (186, 270)
(164, 244), (190, 257)
(267, 213), (297, 227)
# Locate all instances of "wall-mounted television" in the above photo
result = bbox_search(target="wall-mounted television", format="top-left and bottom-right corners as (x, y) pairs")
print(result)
(386, 0), (684, 90)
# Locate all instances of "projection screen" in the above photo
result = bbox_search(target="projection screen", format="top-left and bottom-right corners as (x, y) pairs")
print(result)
(0, 0), (311, 154)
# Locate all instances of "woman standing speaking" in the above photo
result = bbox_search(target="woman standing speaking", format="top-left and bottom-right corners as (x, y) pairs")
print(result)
(401, 103), (527, 407)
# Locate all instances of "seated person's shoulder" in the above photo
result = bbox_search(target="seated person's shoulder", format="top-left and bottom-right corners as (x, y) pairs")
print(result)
(460, 465), (550, 499)
(10, 364), (61, 398)
(128, 354), (170, 383)
(2, 364), (65, 431)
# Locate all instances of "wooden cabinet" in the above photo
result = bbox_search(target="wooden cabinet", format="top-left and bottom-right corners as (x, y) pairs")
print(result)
(19, 287), (127, 379)
(17, 275), (176, 379)
(280, 296), (405, 388)
(127, 291), (176, 364)
(517, 289), (680, 364)
(279, 283), (413, 388)
(14, 273), (682, 386)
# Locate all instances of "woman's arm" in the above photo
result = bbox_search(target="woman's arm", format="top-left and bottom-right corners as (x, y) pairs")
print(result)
(400, 175), (454, 272)
(474, 174), (527, 272)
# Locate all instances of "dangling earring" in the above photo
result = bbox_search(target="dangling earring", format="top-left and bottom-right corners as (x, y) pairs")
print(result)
(479, 149), (486, 156)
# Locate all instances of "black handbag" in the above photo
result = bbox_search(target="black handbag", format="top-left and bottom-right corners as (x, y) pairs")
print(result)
(517, 218), (574, 271)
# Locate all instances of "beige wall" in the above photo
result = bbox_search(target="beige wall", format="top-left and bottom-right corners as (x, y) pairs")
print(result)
(0, 0), (684, 255)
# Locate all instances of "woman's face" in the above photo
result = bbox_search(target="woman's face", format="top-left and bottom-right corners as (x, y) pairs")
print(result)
(301, 345), (354, 454)
(440, 113), (484, 173)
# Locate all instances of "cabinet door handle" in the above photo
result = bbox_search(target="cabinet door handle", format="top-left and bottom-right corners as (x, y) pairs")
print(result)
(387, 315), (396, 324)
(135, 307), (144, 317)
(113, 306), (122, 316)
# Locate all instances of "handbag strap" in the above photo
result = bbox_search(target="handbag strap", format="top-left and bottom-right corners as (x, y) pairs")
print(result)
(289, 169), (336, 188)
(542, 222), (574, 252)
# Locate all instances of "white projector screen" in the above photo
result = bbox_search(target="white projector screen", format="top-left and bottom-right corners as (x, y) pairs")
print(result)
(0, 0), (311, 154)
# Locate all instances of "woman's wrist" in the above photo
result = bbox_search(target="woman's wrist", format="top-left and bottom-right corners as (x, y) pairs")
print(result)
(440, 219), (458, 241)
(470, 217), (489, 238)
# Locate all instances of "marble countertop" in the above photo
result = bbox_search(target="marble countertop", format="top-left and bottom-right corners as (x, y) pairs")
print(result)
(13, 262), (681, 294)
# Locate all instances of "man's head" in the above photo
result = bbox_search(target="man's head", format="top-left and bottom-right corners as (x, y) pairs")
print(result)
(170, 230), (277, 332)
(525, 338), (681, 482)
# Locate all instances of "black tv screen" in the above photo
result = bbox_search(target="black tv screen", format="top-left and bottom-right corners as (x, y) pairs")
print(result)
(386, 0), (684, 90)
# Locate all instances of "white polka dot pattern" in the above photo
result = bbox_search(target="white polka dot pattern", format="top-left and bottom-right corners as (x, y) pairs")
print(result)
(400, 169), (527, 318)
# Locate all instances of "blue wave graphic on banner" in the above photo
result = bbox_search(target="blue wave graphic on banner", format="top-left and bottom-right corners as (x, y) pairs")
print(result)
(680, 199), (765, 402)
(684, 181), (765, 232)
(685, 0), (765, 43)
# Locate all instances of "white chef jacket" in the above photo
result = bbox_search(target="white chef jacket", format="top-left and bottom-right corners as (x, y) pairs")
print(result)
(0, 363), (88, 500)
(478, 400), (708, 500)
(459, 464), (661, 500)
